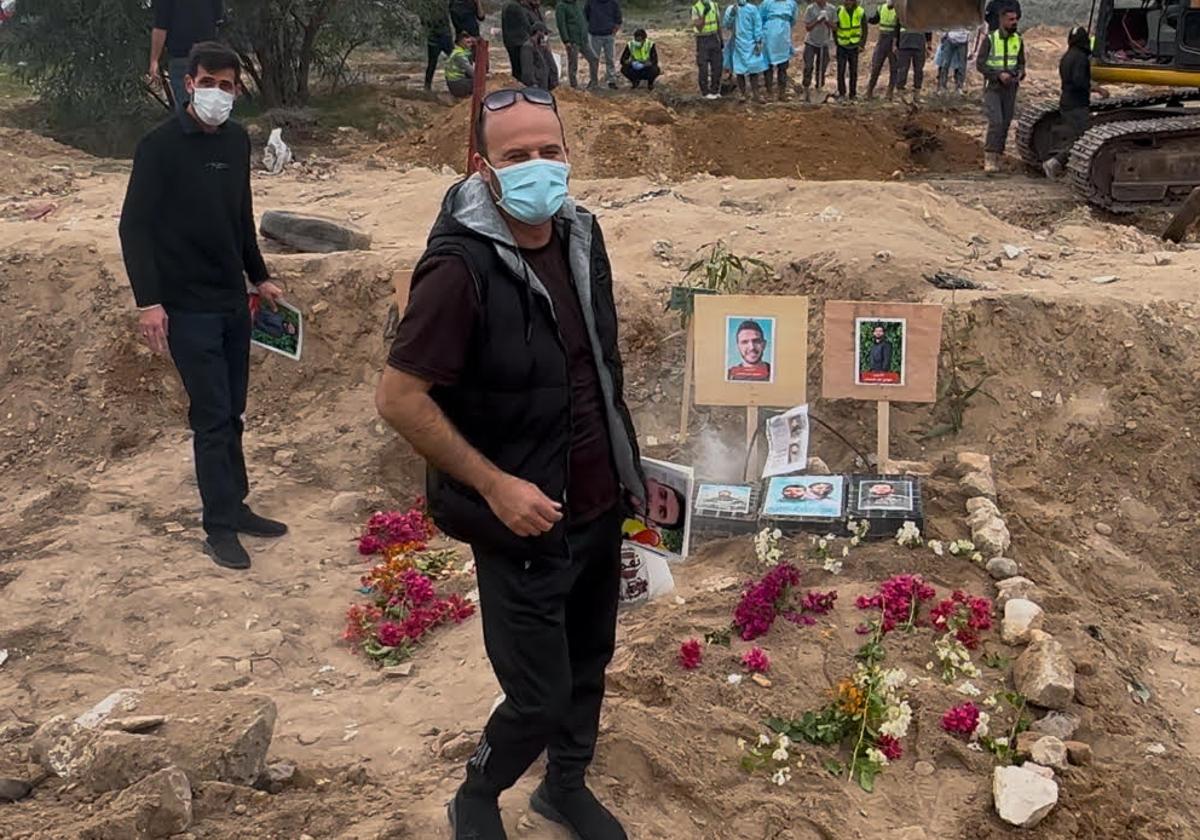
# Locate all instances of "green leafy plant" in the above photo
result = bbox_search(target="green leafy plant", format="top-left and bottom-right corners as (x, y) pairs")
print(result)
(982, 651), (1011, 670)
(671, 241), (772, 327)
(921, 302), (998, 440)
(704, 627), (732, 647)
(979, 692), (1030, 765)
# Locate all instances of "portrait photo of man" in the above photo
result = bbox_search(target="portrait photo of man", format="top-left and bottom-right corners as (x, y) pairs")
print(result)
(855, 317), (904, 386)
(725, 317), (775, 383)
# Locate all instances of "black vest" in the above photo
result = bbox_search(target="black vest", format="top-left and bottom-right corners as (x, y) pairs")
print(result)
(415, 186), (642, 554)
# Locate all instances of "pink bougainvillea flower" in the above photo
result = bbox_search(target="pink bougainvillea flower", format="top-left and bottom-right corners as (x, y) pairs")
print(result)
(930, 590), (994, 649)
(741, 647), (771, 673)
(678, 638), (703, 670)
(376, 621), (405, 648)
(876, 734), (903, 761)
(857, 574), (938, 633)
(941, 702), (981, 738)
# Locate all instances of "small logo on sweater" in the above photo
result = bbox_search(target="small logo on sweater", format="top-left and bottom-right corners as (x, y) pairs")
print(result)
(205, 162), (230, 171)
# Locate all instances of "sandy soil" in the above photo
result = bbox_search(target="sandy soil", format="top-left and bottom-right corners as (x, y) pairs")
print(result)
(3, 24), (1200, 839)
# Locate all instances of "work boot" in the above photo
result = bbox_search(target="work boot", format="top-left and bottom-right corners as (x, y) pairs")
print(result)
(531, 780), (627, 840)
(205, 531), (251, 570)
(448, 784), (507, 840)
(235, 507), (289, 538)
(1042, 157), (1063, 179)
(983, 152), (1000, 174)
(803, 86), (812, 103)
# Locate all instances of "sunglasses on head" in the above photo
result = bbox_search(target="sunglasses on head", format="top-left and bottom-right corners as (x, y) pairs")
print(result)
(482, 87), (558, 113)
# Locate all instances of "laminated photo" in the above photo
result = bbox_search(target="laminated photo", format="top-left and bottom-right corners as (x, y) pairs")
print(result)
(856, 478), (915, 512)
(855, 317), (905, 386)
(725, 316), (776, 383)
(762, 403), (810, 478)
(622, 457), (694, 560)
(250, 296), (303, 361)
(761, 475), (845, 519)
(695, 483), (754, 516)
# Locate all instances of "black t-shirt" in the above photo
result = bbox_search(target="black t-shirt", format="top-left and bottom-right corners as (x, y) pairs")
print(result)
(388, 229), (619, 523)
(155, 0), (223, 58)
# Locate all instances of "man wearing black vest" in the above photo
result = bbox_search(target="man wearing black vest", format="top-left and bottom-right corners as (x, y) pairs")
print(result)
(377, 87), (643, 840)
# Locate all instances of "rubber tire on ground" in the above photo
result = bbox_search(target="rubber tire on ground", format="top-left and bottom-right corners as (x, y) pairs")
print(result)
(259, 210), (372, 254)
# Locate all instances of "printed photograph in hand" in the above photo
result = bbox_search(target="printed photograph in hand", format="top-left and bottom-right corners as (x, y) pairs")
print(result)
(249, 296), (303, 361)
(855, 317), (904, 386)
(761, 475), (845, 519)
(725, 316), (776, 383)
(621, 458), (693, 560)
(857, 479), (915, 512)
(695, 483), (753, 516)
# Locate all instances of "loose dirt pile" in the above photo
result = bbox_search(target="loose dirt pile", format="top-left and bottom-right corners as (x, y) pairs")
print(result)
(2, 116), (1200, 839)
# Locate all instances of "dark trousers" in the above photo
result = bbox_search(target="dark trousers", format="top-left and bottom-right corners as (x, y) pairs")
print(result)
(621, 64), (661, 87)
(895, 47), (924, 90)
(425, 34), (453, 89)
(696, 33), (723, 95)
(983, 83), (1018, 153)
(451, 9), (481, 37)
(763, 60), (790, 94)
(507, 44), (523, 78)
(836, 44), (860, 98)
(867, 33), (897, 95)
(1052, 106), (1089, 166)
(166, 307), (251, 536)
(802, 42), (830, 88)
(566, 41), (599, 88)
(466, 506), (622, 792)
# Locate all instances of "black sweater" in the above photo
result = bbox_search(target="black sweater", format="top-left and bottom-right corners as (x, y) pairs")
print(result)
(1059, 44), (1091, 110)
(119, 112), (269, 311)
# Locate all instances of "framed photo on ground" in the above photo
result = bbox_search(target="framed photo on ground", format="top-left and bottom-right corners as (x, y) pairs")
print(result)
(760, 475), (845, 520)
(622, 457), (694, 561)
(847, 474), (925, 538)
(694, 295), (809, 406)
(821, 301), (943, 403)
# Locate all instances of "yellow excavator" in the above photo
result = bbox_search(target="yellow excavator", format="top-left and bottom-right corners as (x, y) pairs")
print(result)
(895, 0), (1200, 212)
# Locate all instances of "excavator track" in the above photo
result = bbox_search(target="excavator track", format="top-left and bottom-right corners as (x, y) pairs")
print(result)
(1015, 89), (1200, 167)
(1068, 113), (1200, 212)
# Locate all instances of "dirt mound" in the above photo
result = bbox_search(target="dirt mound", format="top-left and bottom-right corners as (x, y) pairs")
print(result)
(395, 85), (980, 180)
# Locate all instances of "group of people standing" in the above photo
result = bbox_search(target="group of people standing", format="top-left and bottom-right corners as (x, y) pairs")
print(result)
(698, 0), (1010, 103)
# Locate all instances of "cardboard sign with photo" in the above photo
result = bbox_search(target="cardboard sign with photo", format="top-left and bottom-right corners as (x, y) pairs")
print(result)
(622, 457), (694, 561)
(821, 301), (943, 403)
(693, 295), (809, 407)
(761, 475), (845, 520)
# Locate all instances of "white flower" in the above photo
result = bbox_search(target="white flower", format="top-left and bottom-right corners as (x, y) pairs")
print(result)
(879, 701), (912, 739)
(850, 535), (860, 547)
(994, 737), (1009, 748)
(895, 521), (923, 548)
(772, 528), (781, 539)
(948, 542), (961, 556)
(728, 674), (743, 685)
(865, 747), (889, 766)
(771, 747), (789, 762)
(771, 767), (792, 786)
(758, 733), (771, 747)
(737, 737), (747, 749)
(957, 681), (982, 697)
(842, 545), (850, 557)
(929, 540), (944, 556)
(818, 538), (828, 550)
(925, 661), (934, 671)
(971, 552), (983, 564)
(777, 734), (791, 749)
(881, 668), (908, 691)
(823, 557), (843, 575)
(967, 742), (983, 752)
(973, 711), (991, 740)
(982, 694), (998, 708)
(963, 663), (982, 679)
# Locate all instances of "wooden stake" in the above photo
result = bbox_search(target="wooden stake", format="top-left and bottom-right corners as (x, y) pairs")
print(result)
(679, 321), (695, 439)
(876, 400), (890, 468)
(746, 405), (759, 479)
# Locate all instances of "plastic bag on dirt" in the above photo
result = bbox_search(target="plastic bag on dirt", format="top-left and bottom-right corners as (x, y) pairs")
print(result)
(263, 128), (293, 175)
(552, 50), (564, 79)
(619, 543), (675, 608)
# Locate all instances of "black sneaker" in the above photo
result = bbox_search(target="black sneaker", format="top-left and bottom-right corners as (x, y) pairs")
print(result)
(205, 532), (251, 570)
(236, 509), (288, 538)
(530, 781), (626, 840)
(447, 785), (507, 840)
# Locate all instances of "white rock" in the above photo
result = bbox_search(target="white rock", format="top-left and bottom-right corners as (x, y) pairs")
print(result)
(956, 451), (993, 475)
(1014, 635), (1076, 709)
(1029, 736), (1068, 770)
(1145, 742), (1166, 755)
(1002, 244), (1024, 260)
(1002, 598), (1044, 644)
(273, 449), (296, 467)
(987, 556), (1019, 580)
(996, 576), (1041, 605)
(1090, 275), (1119, 285)
(1029, 711), (1080, 741)
(328, 491), (367, 516)
(966, 497), (1000, 517)
(973, 517), (1012, 557)
(961, 471), (998, 501)
(1023, 762), (1056, 779)
(76, 689), (144, 730)
(993, 765), (1059, 828)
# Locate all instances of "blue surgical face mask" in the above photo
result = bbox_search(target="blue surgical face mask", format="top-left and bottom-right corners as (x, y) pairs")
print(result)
(485, 158), (570, 225)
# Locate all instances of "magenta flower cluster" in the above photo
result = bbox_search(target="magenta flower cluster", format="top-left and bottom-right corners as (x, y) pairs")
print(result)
(930, 590), (994, 649)
(357, 505), (433, 555)
(741, 647), (771, 673)
(855, 574), (938, 633)
(941, 702), (981, 738)
(733, 564), (838, 641)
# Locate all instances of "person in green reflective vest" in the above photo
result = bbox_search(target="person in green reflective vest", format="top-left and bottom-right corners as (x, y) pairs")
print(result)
(619, 28), (662, 88)
(866, 0), (900, 99)
(444, 31), (476, 99)
(975, 4), (1024, 173)
(693, 0), (725, 98)
(834, 0), (867, 99)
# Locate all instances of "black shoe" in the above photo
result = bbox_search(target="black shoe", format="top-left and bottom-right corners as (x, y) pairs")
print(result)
(607, 81), (617, 89)
(236, 509), (288, 538)
(447, 785), (507, 840)
(631, 80), (641, 89)
(530, 781), (626, 840)
(205, 532), (251, 570)
(648, 79), (655, 90)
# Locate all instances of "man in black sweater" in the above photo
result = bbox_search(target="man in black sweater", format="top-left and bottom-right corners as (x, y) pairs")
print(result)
(119, 41), (288, 570)
(148, 0), (223, 112)
(1043, 26), (1094, 179)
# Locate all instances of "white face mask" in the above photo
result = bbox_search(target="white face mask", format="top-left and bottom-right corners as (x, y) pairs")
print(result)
(190, 87), (235, 127)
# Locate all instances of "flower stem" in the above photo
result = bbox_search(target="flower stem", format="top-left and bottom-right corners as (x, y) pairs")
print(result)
(848, 610), (884, 784)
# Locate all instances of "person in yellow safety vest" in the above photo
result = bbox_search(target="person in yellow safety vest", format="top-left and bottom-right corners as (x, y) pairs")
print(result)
(692, 0), (724, 98)
(620, 28), (662, 89)
(444, 31), (476, 99)
(866, 0), (900, 99)
(974, 5), (1024, 173)
(834, 0), (867, 99)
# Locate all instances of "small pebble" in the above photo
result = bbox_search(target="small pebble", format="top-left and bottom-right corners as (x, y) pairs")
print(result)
(234, 804), (248, 815)
(1094, 522), (1113, 536)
